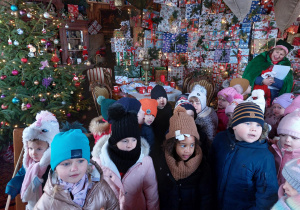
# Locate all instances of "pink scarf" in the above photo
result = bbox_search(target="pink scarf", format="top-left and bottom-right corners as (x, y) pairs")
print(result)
(58, 174), (90, 207)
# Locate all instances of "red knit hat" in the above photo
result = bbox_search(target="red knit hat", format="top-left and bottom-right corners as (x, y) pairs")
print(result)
(140, 98), (158, 117)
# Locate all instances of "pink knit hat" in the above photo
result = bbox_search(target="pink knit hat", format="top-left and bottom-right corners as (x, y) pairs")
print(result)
(277, 109), (300, 139)
(225, 94), (244, 114)
(272, 93), (295, 109)
(284, 95), (300, 116)
(217, 87), (239, 104)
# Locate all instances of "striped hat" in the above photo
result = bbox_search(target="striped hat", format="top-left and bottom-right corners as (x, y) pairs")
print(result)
(231, 102), (264, 127)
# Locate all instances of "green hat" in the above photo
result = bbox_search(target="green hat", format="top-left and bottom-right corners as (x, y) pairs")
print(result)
(50, 129), (90, 170)
(97, 96), (116, 121)
(275, 40), (294, 54)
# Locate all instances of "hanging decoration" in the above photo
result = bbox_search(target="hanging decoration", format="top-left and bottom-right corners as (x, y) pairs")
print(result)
(39, 60), (49, 70)
(42, 76), (53, 88)
(12, 97), (20, 104)
(12, 69), (19, 75)
(17, 28), (24, 35)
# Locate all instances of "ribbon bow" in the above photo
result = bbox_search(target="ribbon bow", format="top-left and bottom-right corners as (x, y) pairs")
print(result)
(126, 47), (135, 55)
(262, 25), (275, 38)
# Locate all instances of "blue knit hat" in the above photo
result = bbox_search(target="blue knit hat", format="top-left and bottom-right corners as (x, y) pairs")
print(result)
(115, 97), (141, 114)
(50, 129), (90, 170)
(231, 102), (264, 127)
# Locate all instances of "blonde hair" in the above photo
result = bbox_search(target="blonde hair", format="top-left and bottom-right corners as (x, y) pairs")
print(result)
(189, 96), (200, 102)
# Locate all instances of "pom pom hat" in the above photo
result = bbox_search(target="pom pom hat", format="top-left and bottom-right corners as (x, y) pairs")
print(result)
(277, 109), (300, 139)
(166, 106), (199, 141)
(284, 95), (300, 115)
(188, 84), (207, 109)
(231, 102), (264, 128)
(217, 87), (239, 104)
(225, 94), (244, 114)
(140, 98), (158, 117)
(97, 96), (116, 121)
(22, 110), (59, 169)
(151, 85), (168, 100)
(282, 158), (300, 194)
(115, 97), (141, 114)
(50, 129), (90, 170)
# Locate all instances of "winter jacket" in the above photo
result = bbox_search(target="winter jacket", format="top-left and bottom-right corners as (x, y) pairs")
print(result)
(141, 123), (155, 150)
(216, 109), (228, 133)
(269, 142), (300, 186)
(195, 106), (218, 142)
(153, 147), (212, 210)
(271, 194), (300, 210)
(34, 160), (119, 210)
(264, 107), (282, 139)
(211, 128), (279, 209)
(92, 135), (159, 210)
(6, 165), (26, 199)
(89, 115), (111, 144)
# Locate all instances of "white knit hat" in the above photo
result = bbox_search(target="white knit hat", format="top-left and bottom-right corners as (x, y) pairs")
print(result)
(22, 110), (59, 169)
(188, 85), (207, 109)
(282, 158), (300, 194)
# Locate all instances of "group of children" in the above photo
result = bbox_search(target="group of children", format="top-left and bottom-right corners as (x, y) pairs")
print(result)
(5, 39), (300, 210)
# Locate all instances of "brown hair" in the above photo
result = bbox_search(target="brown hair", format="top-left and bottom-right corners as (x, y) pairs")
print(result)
(188, 96), (200, 102)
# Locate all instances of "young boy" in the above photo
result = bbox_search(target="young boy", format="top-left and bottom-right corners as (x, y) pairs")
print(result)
(188, 84), (218, 142)
(211, 102), (278, 209)
(140, 98), (158, 149)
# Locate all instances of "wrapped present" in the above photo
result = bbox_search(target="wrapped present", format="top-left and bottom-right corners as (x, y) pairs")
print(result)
(286, 47), (300, 63)
(112, 38), (133, 52)
(253, 21), (277, 30)
(243, 1), (264, 23)
(88, 20), (102, 35)
(252, 29), (278, 39)
(180, 19), (188, 32)
(228, 29), (240, 39)
(222, 39), (240, 49)
(187, 51), (201, 68)
(168, 66), (185, 85)
(251, 38), (277, 55)
(239, 29), (250, 49)
(158, 5), (181, 33)
(199, 14), (216, 32)
(141, 9), (160, 30)
(129, 10), (141, 27)
(287, 33), (300, 44)
(134, 47), (147, 62)
(229, 49), (249, 64)
(200, 50), (214, 68)
(115, 51), (135, 66)
(172, 53), (188, 67)
(68, 4), (79, 18)
(150, 59), (161, 67)
(185, 4), (201, 20)
(179, 0), (201, 7)
(163, 33), (188, 53)
(133, 27), (144, 47)
(214, 49), (230, 63)
(144, 30), (163, 49)
(114, 65), (141, 78)
(293, 37), (300, 46)
(120, 20), (131, 38)
(113, 29), (124, 38)
(186, 19), (199, 32)
(188, 32), (205, 52)
(164, 0), (178, 6)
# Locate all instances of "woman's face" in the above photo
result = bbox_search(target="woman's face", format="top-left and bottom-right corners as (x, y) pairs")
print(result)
(271, 49), (287, 62)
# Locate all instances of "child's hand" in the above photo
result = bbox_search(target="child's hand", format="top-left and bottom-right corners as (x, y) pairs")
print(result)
(263, 78), (275, 86)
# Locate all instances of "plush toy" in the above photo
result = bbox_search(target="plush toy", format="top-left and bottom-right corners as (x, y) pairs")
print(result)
(245, 89), (266, 114)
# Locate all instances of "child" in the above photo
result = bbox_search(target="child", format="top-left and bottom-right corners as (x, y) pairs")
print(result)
(265, 93), (294, 139)
(89, 96), (115, 143)
(188, 84), (218, 142)
(225, 94), (244, 126)
(34, 129), (119, 209)
(253, 69), (276, 107)
(154, 106), (212, 209)
(211, 102), (278, 209)
(5, 111), (59, 210)
(139, 98), (158, 149)
(230, 78), (251, 99)
(284, 95), (300, 116)
(269, 109), (300, 187)
(151, 85), (173, 145)
(272, 158), (300, 209)
(216, 87), (239, 133)
(92, 103), (159, 210)
(243, 40), (294, 100)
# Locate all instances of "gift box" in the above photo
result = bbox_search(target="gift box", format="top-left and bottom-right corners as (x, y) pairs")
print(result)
(286, 47), (300, 63)
(68, 4), (79, 18)
(134, 47), (147, 62)
(141, 9), (160, 30)
(293, 37), (300, 46)
(130, 10), (141, 27)
(200, 51), (214, 68)
(188, 32), (205, 52)
(251, 38), (277, 55)
(214, 49), (230, 63)
(114, 65), (141, 78)
(239, 31), (250, 49)
(158, 5), (181, 33)
(185, 4), (201, 20)
(144, 30), (163, 49)
(186, 19), (199, 32)
(230, 49), (249, 64)
(88, 20), (102, 35)
(120, 20), (131, 38)
(168, 66), (185, 85)
(187, 51), (201, 68)
(171, 53), (188, 67)
(252, 21), (278, 39)
(115, 51), (135, 66)
(164, 0), (178, 6)
(112, 38), (133, 53)
(179, 0), (201, 7)
(163, 33), (188, 53)
(287, 33), (300, 45)
(180, 19), (188, 32)
(113, 29), (124, 38)
(133, 27), (143, 47)
(243, 1), (264, 23)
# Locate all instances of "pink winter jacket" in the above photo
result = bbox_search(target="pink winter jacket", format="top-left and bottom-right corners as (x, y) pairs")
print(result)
(269, 142), (300, 186)
(217, 109), (228, 133)
(92, 135), (159, 210)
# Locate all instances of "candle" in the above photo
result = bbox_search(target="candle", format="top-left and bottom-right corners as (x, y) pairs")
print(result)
(160, 74), (165, 83)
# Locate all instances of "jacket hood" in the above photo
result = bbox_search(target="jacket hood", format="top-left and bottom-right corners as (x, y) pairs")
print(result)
(89, 116), (110, 135)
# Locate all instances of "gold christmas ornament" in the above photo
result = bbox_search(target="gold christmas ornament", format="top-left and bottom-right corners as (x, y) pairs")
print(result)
(34, 80), (39, 85)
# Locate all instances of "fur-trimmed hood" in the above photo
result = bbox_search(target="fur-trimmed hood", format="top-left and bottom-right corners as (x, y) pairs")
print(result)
(89, 116), (111, 135)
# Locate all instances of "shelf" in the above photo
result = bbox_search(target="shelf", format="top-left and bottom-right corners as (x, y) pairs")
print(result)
(68, 50), (83, 52)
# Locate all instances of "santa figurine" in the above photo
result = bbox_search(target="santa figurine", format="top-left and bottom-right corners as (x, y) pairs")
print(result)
(253, 69), (276, 107)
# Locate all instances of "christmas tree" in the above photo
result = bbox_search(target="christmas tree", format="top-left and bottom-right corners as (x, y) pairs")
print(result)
(0, 1), (89, 148)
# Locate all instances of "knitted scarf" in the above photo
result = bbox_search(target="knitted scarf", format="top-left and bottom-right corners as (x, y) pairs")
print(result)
(108, 142), (141, 174)
(58, 174), (90, 207)
(165, 145), (202, 181)
(271, 195), (300, 210)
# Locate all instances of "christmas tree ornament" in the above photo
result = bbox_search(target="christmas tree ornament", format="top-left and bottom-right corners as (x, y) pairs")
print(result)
(34, 80), (39, 85)
(40, 98), (46, 102)
(85, 60), (91, 66)
(66, 113), (71, 117)
(27, 13), (32, 18)
(70, 91), (74, 94)
(42, 28), (46, 34)
(19, 9), (26, 16)
(59, 48), (63, 52)
(41, 39), (46, 43)
(21, 58), (28, 63)
(17, 28), (24, 35)
(42, 77), (53, 87)
(82, 46), (88, 60)
(75, 82), (81, 87)
(1, 104), (8, 110)
(21, 103), (27, 111)
(0, 75), (7, 80)
(62, 101), (66, 105)
(39, 60), (49, 70)
(46, 41), (51, 47)
(26, 103), (32, 108)
(1, 94), (6, 98)
(73, 76), (79, 81)
(13, 40), (19, 46)
(66, 57), (73, 65)
(12, 69), (19, 75)
(43, 12), (50, 18)
(51, 53), (60, 63)
(65, 24), (69, 29)
(21, 80), (25, 86)
(52, 82), (56, 86)
(53, 63), (58, 68)
(12, 97), (20, 104)
(10, 5), (18, 11)
(53, 39), (59, 44)
(28, 52), (35, 57)
(8, 38), (12, 45)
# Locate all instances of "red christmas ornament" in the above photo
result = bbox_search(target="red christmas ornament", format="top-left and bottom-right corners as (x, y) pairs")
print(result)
(66, 57), (73, 65)
(51, 54), (60, 63)
(1, 75), (7, 80)
(41, 39), (46, 43)
(82, 46), (88, 61)
(59, 48), (63, 52)
(1, 104), (8, 110)
(12, 69), (19, 75)
(53, 63), (58, 68)
(21, 80), (25, 86)
(74, 81), (80, 87)
(73, 76), (79, 81)
(21, 58), (28, 63)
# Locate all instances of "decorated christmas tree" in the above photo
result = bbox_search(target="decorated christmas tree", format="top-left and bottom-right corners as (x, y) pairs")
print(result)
(0, 1), (89, 147)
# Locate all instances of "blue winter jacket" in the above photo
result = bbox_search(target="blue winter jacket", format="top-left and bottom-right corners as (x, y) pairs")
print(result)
(5, 165), (25, 199)
(211, 128), (279, 210)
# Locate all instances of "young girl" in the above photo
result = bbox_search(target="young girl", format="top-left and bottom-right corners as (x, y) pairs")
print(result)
(225, 94), (244, 126)
(269, 109), (300, 187)
(272, 158), (300, 209)
(154, 106), (212, 209)
(265, 93), (294, 139)
(5, 111), (59, 210)
(284, 95), (300, 116)
(92, 103), (159, 210)
(34, 129), (119, 209)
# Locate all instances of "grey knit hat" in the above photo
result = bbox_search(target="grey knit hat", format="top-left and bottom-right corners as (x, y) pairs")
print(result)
(282, 158), (300, 193)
